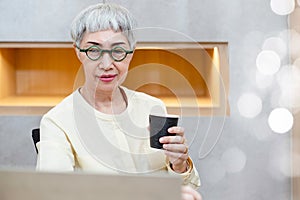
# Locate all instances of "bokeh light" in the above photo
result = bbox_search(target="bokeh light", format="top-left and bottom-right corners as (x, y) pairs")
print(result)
(262, 37), (287, 59)
(249, 118), (273, 141)
(268, 144), (291, 180)
(294, 58), (300, 68)
(255, 71), (274, 89)
(221, 147), (247, 173)
(289, 7), (300, 33)
(289, 29), (300, 61)
(276, 65), (300, 112)
(270, 0), (295, 15)
(237, 93), (263, 118)
(256, 50), (281, 75)
(278, 154), (291, 178)
(268, 108), (294, 134)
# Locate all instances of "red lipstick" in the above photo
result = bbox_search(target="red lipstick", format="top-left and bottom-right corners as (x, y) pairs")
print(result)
(99, 74), (117, 82)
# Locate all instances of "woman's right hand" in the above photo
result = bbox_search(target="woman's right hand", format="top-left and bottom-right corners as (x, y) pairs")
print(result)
(181, 186), (202, 200)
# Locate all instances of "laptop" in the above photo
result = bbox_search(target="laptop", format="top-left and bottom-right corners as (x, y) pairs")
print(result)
(0, 169), (181, 200)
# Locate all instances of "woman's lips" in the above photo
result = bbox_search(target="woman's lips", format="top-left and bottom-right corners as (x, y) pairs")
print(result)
(98, 74), (117, 82)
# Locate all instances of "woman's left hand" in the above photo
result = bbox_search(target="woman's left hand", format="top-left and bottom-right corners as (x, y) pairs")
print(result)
(159, 126), (189, 173)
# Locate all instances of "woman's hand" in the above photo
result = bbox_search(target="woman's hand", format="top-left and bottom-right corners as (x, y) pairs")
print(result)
(181, 186), (202, 200)
(159, 126), (189, 173)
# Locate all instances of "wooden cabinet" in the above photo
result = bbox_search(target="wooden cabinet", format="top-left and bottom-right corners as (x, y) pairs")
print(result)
(0, 42), (229, 115)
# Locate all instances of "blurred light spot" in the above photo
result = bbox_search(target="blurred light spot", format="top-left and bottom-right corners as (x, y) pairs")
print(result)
(221, 147), (247, 173)
(268, 142), (291, 180)
(262, 37), (287, 59)
(270, 0), (295, 15)
(237, 93), (262, 118)
(289, 29), (300, 61)
(268, 108), (294, 134)
(278, 29), (290, 38)
(289, 8), (300, 33)
(255, 71), (274, 89)
(250, 119), (273, 141)
(278, 154), (291, 177)
(294, 58), (300, 68)
(277, 65), (300, 112)
(256, 50), (281, 75)
(298, 0), (300, 7)
(270, 89), (281, 110)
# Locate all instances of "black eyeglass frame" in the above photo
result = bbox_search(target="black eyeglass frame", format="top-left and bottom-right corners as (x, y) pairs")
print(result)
(76, 45), (134, 62)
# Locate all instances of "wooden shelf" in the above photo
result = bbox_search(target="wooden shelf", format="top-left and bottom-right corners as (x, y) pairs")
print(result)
(0, 95), (64, 115)
(0, 96), (215, 115)
(0, 95), (64, 106)
(0, 42), (229, 115)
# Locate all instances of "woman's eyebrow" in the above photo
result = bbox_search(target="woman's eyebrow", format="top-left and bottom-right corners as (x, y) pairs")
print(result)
(87, 41), (101, 46)
(86, 41), (127, 47)
(111, 42), (126, 46)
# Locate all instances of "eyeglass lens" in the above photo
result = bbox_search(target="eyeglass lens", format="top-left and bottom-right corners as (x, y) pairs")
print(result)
(86, 46), (128, 61)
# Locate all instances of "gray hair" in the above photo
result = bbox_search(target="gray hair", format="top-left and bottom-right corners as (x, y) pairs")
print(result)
(70, 3), (137, 49)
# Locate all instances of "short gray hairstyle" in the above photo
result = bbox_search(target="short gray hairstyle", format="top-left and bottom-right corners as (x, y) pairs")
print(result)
(70, 3), (137, 49)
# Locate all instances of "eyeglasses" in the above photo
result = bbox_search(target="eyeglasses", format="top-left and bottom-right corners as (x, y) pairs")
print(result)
(76, 45), (133, 62)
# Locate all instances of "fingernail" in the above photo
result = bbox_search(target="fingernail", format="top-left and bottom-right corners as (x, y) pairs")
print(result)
(159, 138), (164, 142)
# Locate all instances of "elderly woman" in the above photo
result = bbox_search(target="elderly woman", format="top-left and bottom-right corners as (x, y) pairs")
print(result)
(37, 3), (201, 200)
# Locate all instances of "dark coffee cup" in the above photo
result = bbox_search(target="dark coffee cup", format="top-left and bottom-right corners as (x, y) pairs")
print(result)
(149, 114), (179, 149)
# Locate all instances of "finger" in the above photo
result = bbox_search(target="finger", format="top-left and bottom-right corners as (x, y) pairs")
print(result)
(168, 126), (185, 136)
(169, 158), (187, 167)
(163, 143), (188, 154)
(164, 150), (189, 163)
(182, 186), (202, 200)
(159, 135), (185, 144)
(181, 193), (194, 200)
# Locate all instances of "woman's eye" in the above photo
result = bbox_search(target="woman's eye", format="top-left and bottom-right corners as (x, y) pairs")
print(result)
(113, 50), (124, 54)
(88, 48), (100, 53)
(113, 47), (125, 54)
(88, 48), (100, 54)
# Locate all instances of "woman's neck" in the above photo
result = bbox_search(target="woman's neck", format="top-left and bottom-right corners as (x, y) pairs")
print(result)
(80, 86), (127, 114)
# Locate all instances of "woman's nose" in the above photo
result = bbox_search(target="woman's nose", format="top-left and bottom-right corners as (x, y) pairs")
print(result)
(99, 52), (113, 70)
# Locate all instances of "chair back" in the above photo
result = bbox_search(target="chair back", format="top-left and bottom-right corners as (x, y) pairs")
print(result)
(32, 128), (40, 153)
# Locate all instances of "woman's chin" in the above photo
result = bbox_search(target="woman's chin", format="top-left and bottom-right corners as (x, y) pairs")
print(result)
(95, 83), (119, 93)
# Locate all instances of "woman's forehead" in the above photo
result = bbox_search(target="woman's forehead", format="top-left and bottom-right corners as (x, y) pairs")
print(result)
(81, 29), (129, 46)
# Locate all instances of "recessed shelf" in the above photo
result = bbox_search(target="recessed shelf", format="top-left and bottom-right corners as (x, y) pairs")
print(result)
(0, 42), (229, 115)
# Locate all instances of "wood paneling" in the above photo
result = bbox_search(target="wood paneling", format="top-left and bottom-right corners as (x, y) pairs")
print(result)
(126, 49), (211, 97)
(0, 49), (16, 98)
(15, 48), (80, 95)
(0, 42), (229, 115)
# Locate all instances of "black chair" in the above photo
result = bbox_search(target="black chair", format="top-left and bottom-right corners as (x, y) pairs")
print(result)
(32, 128), (40, 153)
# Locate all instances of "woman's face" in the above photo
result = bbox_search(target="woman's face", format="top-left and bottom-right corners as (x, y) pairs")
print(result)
(76, 29), (133, 94)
